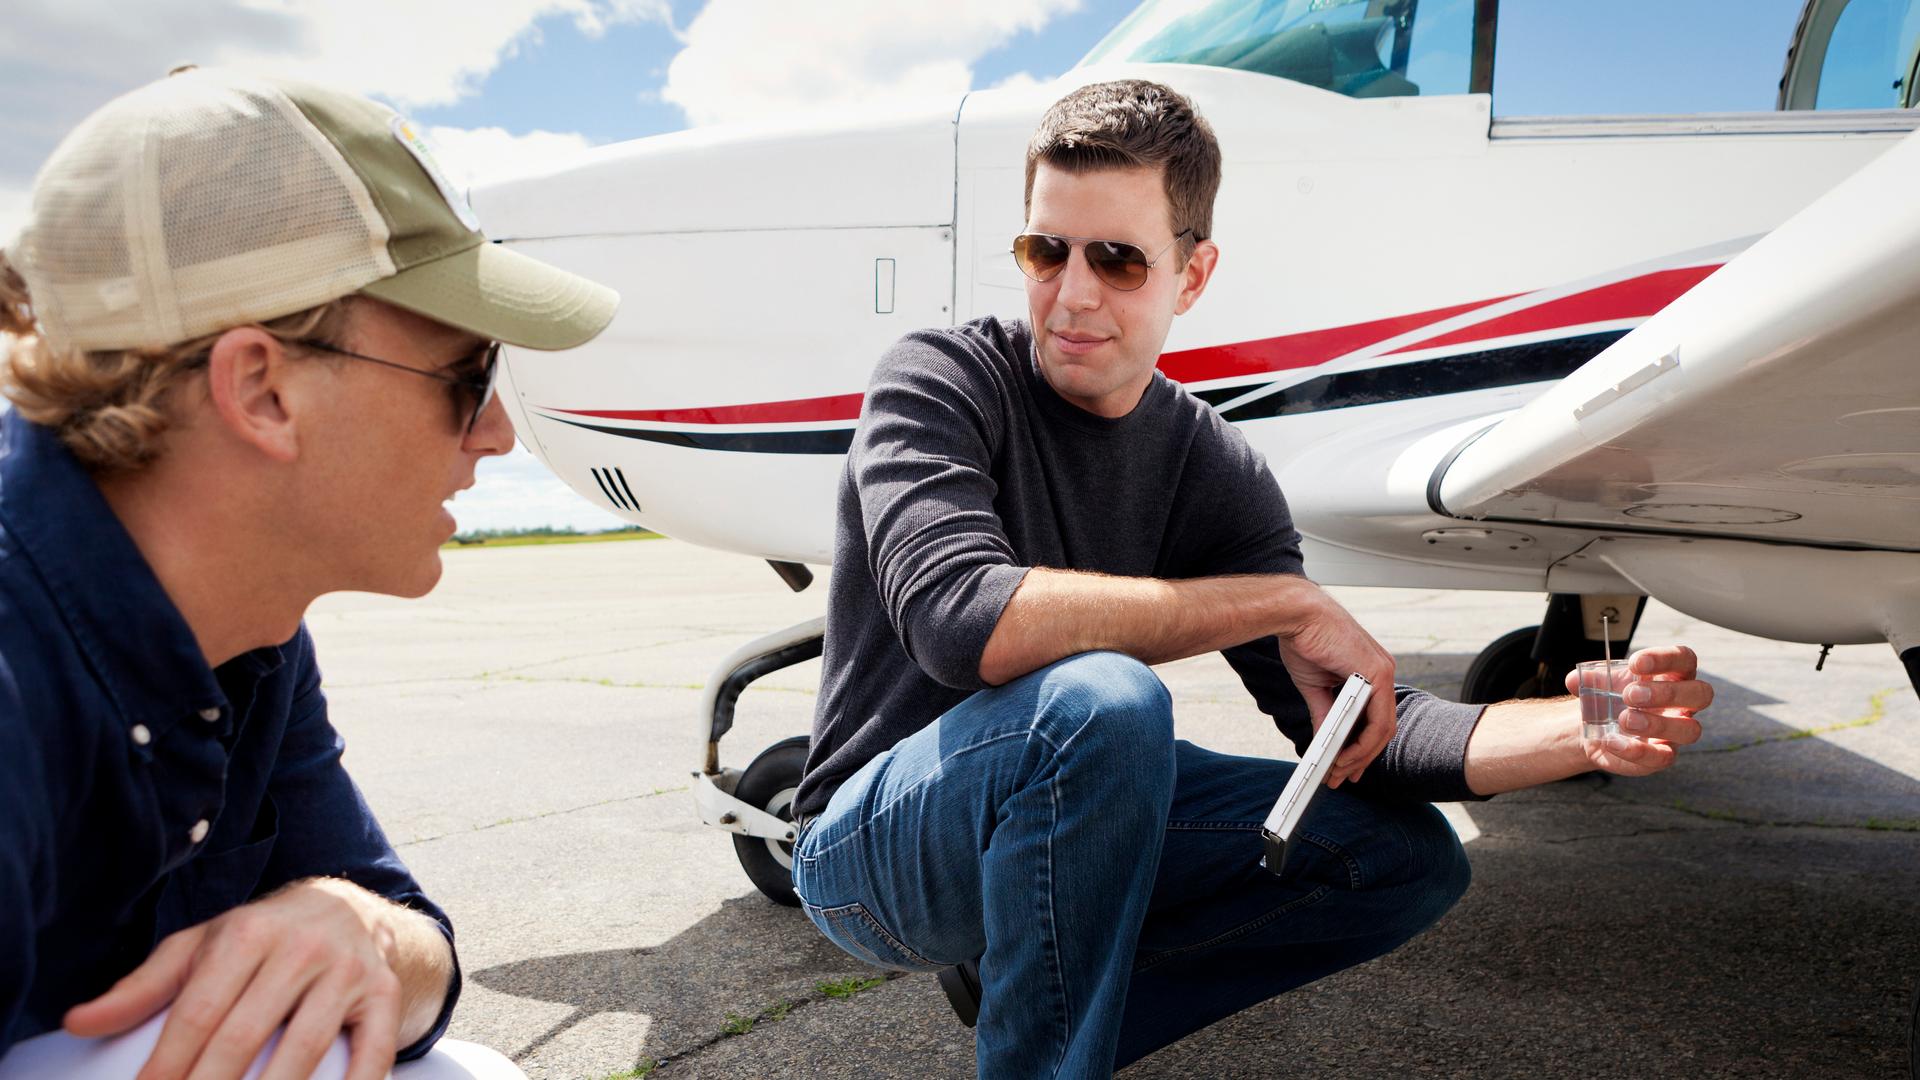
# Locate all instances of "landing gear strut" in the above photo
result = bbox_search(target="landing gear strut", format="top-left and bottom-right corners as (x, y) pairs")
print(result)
(691, 617), (825, 906)
(1461, 593), (1648, 703)
(1904, 647), (1919, 1080)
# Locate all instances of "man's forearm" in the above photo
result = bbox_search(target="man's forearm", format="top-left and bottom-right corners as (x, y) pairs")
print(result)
(977, 567), (1321, 685)
(1463, 696), (1589, 795)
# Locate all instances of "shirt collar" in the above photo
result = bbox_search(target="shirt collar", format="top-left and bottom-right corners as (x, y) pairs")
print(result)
(0, 410), (282, 737)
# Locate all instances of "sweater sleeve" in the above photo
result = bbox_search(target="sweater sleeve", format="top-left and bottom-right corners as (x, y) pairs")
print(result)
(1183, 414), (1489, 801)
(851, 331), (1030, 689)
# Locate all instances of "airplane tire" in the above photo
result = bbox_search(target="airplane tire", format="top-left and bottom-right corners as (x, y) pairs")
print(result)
(1461, 626), (1552, 704)
(731, 735), (810, 907)
(1909, 982), (1918, 1080)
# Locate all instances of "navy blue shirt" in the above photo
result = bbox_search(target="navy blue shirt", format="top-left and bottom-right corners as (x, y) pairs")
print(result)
(0, 410), (459, 1058)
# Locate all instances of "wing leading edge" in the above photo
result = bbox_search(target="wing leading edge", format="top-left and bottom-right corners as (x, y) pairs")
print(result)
(1431, 127), (1920, 555)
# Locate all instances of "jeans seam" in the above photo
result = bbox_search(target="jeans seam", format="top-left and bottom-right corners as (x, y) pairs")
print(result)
(1132, 883), (1335, 972)
(1301, 831), (1364, 889)
(815, 900), (942, 969)
(807, 729), (1056, 863)
(1044, 770), (1069, 1075)
(1165, 820), (1263, 832)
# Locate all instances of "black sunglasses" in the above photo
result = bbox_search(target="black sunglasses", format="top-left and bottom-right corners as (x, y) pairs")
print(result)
(1010, 228), (1193, 292)
(295, 338), (501, 435)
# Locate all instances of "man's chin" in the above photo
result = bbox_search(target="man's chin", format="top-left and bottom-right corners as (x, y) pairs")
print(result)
(372, 553), (445, 600)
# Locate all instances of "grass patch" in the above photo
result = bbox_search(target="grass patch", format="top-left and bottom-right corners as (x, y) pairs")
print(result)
(721, 1011), (756, 1036)
(1697, 687), (1900, 754)
(1864, 817), (1920, 832)
(817, 975), (887, 1000)
(442, 528), (659, 550)
(598, 1061), (658, 1080)
(720, 998), (800, 1039)
(1669, 799), (1920, 832)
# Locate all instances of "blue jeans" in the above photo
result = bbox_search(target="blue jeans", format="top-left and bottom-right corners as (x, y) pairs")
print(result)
(792, 652), (1471, 1078)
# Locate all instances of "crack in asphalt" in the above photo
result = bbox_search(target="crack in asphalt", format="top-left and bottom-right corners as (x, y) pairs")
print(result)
(478, 672), (818, 696)
(640, 972), (908, 1075)
(395, 785), (690, 848)
(1479, 824), (1721, 844)
(1693, 686), (1902, 755)
(1506, 787), (1920, 837)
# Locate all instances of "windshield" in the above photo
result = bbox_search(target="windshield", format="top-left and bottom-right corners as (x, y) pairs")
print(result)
(1078, 0), (1477, 99)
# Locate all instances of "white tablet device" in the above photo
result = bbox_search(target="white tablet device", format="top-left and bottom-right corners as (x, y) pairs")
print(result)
(1260, 673), (1374, 879)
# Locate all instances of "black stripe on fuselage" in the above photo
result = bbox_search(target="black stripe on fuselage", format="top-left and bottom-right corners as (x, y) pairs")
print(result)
(1215, 330), (1629, 423)
(544, 331), (1628, 455)
(546, 416), (857, 454)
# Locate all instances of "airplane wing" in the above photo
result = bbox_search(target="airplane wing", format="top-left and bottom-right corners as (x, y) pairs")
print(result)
(1429, 126), (1920, 556)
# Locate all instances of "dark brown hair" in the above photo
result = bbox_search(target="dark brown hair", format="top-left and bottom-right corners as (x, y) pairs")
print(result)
(1023, 79), (1222, 263)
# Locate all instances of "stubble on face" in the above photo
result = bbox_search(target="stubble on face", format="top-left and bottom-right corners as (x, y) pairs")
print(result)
(1024, 163), (1184, 419)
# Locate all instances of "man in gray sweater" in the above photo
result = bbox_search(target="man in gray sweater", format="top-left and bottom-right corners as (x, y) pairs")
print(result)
(791, 80), (1712, 1078)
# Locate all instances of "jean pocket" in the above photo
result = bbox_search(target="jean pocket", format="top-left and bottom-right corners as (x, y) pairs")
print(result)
(801, 900), (945, 973)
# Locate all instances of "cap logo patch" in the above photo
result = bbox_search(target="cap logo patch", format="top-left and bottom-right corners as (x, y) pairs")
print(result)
(391, 116), (482, 233)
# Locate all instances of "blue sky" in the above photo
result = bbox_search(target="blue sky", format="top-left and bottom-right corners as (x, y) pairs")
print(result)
(409, 0), (1143, 147)
(0, 1), (1848, 533)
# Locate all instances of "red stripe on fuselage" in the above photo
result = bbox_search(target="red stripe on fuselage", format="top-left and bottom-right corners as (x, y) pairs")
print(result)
(551, 392), (865, 425)
(1155, 294), (1515, 384)
(549, 263), (1723, 424)
(1386, 265), (1721, 354)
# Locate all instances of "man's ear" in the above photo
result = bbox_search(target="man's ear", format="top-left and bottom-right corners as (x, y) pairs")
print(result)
(1173, 238), (1220, 317)
(203, 328), (303, 463)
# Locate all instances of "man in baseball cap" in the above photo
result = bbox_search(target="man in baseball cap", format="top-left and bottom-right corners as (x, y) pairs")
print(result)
(0, 67), (616, 1079)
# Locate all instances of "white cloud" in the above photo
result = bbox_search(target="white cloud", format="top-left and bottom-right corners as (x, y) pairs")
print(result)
(425, 125), (595, 189)
(0, 184), (31, 250)
(227, 0), (673, 109)
(0, 0), (665, 183)
(988, 70), (1049, 92)
(661, 0), (1082, 126)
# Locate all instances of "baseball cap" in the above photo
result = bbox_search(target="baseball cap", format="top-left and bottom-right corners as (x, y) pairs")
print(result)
(8, 67), (617, 354)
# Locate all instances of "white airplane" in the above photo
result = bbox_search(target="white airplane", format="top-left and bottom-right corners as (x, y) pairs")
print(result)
(469, 0), (1920, 957)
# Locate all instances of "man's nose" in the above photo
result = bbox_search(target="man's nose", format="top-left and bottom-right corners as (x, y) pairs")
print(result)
(465, 392), (516, 457)
(1056, 247), (1104, 311)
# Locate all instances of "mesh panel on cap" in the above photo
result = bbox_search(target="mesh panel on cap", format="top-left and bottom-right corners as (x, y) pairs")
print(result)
(18, 70), (395, 352)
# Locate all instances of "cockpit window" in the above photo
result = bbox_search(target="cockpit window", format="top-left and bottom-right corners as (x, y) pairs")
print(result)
(1495, 0), (1804, 116)
(1780, 0), (1920, 109)
(1078, 0), (1478, 99)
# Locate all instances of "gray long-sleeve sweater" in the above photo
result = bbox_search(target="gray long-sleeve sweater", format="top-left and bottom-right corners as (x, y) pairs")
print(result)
(794, 316), (1486, 820)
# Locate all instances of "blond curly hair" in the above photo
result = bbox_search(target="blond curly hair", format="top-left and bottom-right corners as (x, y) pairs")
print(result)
(1, 249), (350, 473)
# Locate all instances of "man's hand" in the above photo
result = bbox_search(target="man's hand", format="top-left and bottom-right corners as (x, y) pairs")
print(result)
(1563, 643), (1711, 777)
(1275, 584), (1397, 787)
(63, 877), (430, 1080)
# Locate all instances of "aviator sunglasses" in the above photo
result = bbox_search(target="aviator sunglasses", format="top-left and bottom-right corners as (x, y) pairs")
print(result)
(1010, 228), (1193, 292)
(295, 338), (502, 435)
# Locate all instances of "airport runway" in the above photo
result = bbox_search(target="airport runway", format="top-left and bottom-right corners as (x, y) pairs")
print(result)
(308, 538), (1920, 1079)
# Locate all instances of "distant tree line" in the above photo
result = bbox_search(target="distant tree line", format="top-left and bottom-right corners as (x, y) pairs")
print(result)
(449, 524), (655, 545)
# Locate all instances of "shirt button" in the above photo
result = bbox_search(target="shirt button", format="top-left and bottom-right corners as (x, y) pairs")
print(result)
(188, 819), (210, 845)
(129, 724), (151, 746)
(198, 707), (221, 722)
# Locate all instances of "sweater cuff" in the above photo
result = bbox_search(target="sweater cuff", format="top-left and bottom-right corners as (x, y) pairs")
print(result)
(1378, 687), (1491, 803)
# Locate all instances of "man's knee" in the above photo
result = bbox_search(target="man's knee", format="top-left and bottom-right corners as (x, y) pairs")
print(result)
(1387, 802), (1472, 931)
(1035, 651), (1174, 750)
(1029, 652), (1175, 802)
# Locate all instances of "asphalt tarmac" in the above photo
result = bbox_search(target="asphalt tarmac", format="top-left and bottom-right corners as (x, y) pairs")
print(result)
(307, 538), (1920, 1079)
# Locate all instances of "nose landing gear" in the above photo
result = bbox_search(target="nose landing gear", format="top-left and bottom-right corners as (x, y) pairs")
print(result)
(1460, 593), (1648, 703)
